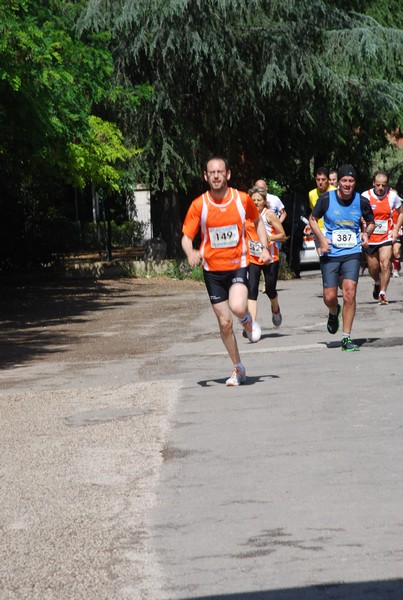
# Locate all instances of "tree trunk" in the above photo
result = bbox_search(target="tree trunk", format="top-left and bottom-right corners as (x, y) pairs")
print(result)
(152, 189), (182, 258)
(91, 182), (102, 256)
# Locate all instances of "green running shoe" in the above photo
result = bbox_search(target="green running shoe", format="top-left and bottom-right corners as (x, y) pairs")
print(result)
(341, 337), (360, 352)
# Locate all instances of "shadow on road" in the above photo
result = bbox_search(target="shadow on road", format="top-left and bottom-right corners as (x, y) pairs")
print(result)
(185, 577), (403, 599)
(0, 279), (135, 367)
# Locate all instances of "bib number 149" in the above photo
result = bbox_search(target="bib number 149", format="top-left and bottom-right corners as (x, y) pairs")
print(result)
(209, 225), (239, 248)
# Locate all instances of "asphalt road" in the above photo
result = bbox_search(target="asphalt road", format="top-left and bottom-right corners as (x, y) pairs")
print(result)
(1, 270), (402, 600)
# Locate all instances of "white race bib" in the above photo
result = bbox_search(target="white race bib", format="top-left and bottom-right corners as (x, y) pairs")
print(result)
(209, 224), (239, 248)
(332, 229), (357, 248)
(374, 220), (388, 234)
(248, 239), (262, 257)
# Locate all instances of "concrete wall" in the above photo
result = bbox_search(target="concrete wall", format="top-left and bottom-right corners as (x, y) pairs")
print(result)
(127, 185), (152, 242)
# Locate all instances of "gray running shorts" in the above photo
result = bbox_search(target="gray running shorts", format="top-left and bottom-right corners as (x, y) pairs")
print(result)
(320, 254), (361, 288)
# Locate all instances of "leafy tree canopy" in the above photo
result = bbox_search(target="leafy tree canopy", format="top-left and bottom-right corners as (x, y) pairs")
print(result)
(0, 0), (147, 270)
(0, 0), (151, 193)
(66, 115), (140, 191)
(80, 0), (403, 194)
(0, 0), (113, 179)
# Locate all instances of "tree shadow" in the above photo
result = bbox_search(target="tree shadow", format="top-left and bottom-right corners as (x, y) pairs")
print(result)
(0, 278), (136, 367)
(183, 578), (403, 599)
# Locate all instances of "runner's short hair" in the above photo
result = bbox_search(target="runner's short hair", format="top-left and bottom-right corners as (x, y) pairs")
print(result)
(205, 156), (230, 172)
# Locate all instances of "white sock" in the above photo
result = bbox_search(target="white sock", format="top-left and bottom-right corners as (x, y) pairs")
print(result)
(240, 314), (252, 326)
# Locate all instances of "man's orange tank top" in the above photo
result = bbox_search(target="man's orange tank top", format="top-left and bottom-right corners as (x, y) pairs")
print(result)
(182, 188), (259, 271)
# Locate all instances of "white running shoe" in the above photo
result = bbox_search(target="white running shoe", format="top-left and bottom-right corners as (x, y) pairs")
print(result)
(243, 319), (261, 343)
(378, 292), (388, 305)
(272, 308), (282, 327)
(392, 270), (399, 278)
(226, 365), (246, 386)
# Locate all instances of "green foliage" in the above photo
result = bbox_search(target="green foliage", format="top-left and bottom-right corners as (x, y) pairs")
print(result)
(278, 254), (295, 281)
(0, 0), (147, 271)
(67, 219), (147, 251)
(1, 0), (403, 271)
(110, 220), (148, 247)
(0, 1), (114, 171)
(80, 0), (403, 196)
(328, 0), (403, 29)
(163, 260), (204, 281)
(370, 142), (403, 191)
(66, 116), (141, 191)
(267, 180), (285, 197)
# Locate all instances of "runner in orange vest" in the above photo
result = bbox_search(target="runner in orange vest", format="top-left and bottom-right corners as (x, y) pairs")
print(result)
(362, 170), (403, 305)
(245, 186), (286, 328)
(182, 157), (271, 386)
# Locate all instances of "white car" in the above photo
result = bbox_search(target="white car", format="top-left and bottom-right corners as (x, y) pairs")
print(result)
(300, 233), (320, 265)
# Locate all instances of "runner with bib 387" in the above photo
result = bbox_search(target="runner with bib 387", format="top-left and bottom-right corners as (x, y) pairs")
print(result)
(309, 164), (375, 352)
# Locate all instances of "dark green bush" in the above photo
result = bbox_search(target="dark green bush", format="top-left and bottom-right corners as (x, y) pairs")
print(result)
(164, 260), (204, 281)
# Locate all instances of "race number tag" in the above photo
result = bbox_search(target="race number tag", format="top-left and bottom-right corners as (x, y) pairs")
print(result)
(248, 239), (262, 257)
(374, 220), (388, 234)
(332, 229), (357, 248)
(209, 224), (239, 248)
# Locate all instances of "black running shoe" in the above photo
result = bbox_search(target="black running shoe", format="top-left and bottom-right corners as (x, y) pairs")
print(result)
(372, 283), (380, 300)
(341, 337), (360, 352)
(327, 304), (341, 335)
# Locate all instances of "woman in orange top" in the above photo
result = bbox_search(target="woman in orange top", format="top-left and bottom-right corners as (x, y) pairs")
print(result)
(245, 186), (287, 327)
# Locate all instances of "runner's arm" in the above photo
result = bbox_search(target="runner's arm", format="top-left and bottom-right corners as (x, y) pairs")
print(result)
(182, 234), (201, 267)
(393, 205), (403, 241)
(360, 198), (375, 241)
(278, 208), (287, 224)
(309, 196), (330, 254)
(253, 215), (272, 263)
(265, 212), (287, 242)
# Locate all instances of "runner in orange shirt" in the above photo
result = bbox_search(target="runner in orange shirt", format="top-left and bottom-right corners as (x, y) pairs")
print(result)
(182, 157), (271, 386)
(362, 170), (403, 304)
(245, 186), (286, 328)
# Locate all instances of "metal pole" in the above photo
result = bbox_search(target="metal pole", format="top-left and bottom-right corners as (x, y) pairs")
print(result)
(289, 192), (296, 265)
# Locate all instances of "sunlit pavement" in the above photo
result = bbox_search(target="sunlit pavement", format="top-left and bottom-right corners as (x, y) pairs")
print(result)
(150, 270), (403, 599)
(1, 271), (402, 600)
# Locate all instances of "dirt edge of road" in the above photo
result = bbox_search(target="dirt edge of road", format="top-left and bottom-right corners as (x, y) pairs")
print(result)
(0, 276), (206, 600)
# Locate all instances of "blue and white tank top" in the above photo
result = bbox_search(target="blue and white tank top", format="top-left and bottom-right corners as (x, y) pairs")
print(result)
(323, 190), (362, 257)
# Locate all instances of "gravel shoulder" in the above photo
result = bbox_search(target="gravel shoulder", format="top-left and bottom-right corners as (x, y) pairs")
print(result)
(0, 276), (206, 600)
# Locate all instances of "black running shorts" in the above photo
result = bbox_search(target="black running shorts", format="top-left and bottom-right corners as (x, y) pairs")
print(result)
(203, 267), (249, 304)
(364, 240), (393, 255)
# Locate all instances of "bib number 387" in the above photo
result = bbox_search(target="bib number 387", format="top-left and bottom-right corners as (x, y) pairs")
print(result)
(209, 224), (239, 248)
(332, 229), (357, 248)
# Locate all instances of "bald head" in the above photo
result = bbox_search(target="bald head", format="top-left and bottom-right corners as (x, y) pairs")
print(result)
(254, 179), (268, 191)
